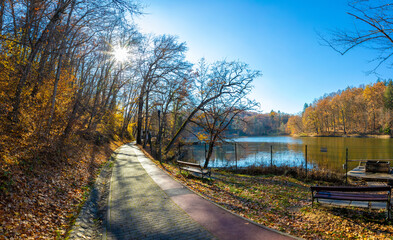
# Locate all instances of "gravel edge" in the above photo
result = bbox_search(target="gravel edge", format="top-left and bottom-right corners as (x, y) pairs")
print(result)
(67, 155), (114, 240)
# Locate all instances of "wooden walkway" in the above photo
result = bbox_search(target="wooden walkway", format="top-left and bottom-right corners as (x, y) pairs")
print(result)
(347, 166), (393, 181)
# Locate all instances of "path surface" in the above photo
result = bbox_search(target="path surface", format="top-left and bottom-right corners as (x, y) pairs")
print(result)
(104, 143), (295, 240)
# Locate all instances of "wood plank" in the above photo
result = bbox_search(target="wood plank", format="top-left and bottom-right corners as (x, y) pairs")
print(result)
(177, 160), (201, 167)
(347, 159), (393, 162)
(311, 186), (391, 192)
(347, 166), (393, 180)
(315, 193), (388, 201)
(315, 192), (388, 198)
(180, 166), (203, 173)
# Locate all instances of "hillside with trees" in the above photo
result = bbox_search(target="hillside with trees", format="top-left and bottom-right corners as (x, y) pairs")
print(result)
(229, 111), (290, 136)
(0, 1), (261, 238)
(287, 81), (393, 136)
(4, 0), (393, 238)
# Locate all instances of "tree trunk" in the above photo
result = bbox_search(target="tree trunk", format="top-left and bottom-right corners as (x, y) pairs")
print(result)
(9, 0), (72, 122)
(373, 111), (376, 132)
(164, 93), (224, 154)
(0, 0), (5, 33)
(143, 90), (150, 148)
(204, 133), (219, 169)
(204, 141), (214, 169)
(60, 93), (80, 144)
(47, 1), (75, 133)
(136, 77), (149, 145)
(136, 93), (144, 145)
(46, 56), (63, 133)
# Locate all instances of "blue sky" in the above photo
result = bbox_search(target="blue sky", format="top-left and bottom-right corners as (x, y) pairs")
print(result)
(135, 0), (391, 114)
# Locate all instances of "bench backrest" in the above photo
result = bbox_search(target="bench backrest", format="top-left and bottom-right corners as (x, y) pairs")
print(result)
(177, 160), (202, 168)
(311, 186), (391, 192)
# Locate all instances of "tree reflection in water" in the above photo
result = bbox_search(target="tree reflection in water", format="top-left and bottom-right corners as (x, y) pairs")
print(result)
(183, 136), (393, 174)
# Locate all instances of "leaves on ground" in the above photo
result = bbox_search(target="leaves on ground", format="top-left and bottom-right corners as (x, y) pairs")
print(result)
(150, 156), (393, 240)
(0, 140), (122, 239)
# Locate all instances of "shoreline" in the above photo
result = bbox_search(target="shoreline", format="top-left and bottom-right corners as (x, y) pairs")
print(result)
(291, 134), (392, 139)
(235, 134), (392, 139)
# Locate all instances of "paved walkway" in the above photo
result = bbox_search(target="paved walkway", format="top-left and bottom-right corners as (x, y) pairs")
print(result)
(104, 143), (295, 240)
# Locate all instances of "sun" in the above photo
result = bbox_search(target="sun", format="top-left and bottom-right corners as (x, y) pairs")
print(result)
(112, 46), (130, 63)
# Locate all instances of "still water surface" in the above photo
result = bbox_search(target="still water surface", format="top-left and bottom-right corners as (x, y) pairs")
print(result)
(185, 136), (393, 173)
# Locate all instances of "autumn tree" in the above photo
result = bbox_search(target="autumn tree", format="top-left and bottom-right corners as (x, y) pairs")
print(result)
(363, 82), (385, 132)
(384, 80), (393, 110)
(287, 115), (303, 135)
(164, 59), (261, 156)
(383, 80), (393, 133)
(134, 35), (191, 145)
(303, 106), (319, 134)
(150, 69), (193, 162)
(321, 0), (393, 134)
(189, 60), (260, 168)
(0, 0), (141, 152)
(296, 82), (391, 136)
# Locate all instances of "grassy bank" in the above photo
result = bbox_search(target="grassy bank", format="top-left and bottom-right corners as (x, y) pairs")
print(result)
(140, 148), (393, 239)
(0, 138), (123, 239)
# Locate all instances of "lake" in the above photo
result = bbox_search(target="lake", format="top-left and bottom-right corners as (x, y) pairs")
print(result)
(184, 136), (393, 173)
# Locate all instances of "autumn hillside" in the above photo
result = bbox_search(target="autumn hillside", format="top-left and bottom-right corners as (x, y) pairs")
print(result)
(287, 81), (393, 136)
(0, 1), (142, 238)
(0, 1), (264, 238)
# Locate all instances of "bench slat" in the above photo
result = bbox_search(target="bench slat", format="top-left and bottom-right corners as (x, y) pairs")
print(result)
(311, 185), (392, 219)
(180, 166), (209, 174)
(311, 186), (391, 192)
(315, 192), (388, 201)
(177, 160), (201, 167)
(315, 191), (388, 198)
(177, 160), (211, 178)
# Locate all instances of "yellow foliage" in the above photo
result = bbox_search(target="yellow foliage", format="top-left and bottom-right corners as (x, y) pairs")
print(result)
(197, 132), (209, 141)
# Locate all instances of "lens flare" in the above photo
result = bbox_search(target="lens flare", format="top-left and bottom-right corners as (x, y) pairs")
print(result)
(112, 46), (130, 62)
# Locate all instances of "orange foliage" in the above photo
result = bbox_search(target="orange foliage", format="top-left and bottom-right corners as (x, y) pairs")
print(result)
(297, 82), (390, 135)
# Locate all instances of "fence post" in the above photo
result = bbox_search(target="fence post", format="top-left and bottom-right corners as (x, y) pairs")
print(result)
(204, 142), (207, 161)
(234, 142), (238, 171)
(270, 145), (273, 168)
(305, 145), (308, 179)
(345, 148), (348, 184)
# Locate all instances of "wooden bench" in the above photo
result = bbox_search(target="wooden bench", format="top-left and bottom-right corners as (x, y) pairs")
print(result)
(310, 186), (392, 219)
(176, 160), (211, 179)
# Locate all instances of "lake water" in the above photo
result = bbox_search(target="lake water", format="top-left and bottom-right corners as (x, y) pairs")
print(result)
(184, 136), (393, 173)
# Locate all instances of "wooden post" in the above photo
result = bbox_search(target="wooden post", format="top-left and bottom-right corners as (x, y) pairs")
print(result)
(158, 110), (161, 163)
(204, 142), (207, 161)
(346, 148), (348, 184)
(270, 145), (273, 168)
(305, 145), (308, 179)
(235, 142), (238, 171)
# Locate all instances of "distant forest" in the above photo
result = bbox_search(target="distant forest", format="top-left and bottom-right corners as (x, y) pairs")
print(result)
(229, 111), (290, 136)
(287, 80), (393, 136)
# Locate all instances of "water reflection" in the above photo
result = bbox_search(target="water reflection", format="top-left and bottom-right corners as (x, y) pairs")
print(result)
(184, 136), (393, 173)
